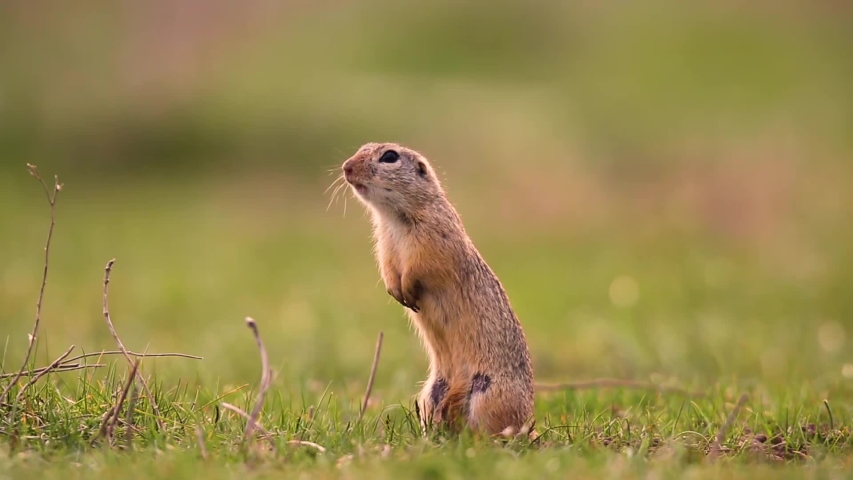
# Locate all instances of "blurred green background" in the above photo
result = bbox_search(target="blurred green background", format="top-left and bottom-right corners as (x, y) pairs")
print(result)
(1, 0), (852, 405)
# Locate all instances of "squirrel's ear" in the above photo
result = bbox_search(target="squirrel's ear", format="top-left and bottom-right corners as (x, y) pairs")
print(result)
(416, 161), (428, 178)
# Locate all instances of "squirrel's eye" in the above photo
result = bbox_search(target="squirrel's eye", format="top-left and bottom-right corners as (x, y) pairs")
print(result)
(378, 150), (400, 163)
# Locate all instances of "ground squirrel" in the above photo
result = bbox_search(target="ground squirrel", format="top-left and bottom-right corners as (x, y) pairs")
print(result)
(340, 142), (535, 435)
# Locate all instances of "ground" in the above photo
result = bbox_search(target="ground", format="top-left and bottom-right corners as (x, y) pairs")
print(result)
(1, 163), (852, 478)
(1, 1), (852, 478)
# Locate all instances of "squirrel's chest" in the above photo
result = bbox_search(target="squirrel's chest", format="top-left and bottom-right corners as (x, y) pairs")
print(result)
(377, 226), (422, 265)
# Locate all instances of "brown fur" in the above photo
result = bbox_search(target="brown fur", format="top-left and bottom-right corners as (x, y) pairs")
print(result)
(340, 142), (535, 435)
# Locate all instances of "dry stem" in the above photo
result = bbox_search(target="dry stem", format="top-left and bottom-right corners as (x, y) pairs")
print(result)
(221, 402), (326, 453)
(708, 393), (749, 459)
(65, 350), (202, 363)
(536, 379), (704, 397)
(195, 425), (209, 460)
(91, 407), (116, 447)
(124, 384), (139, 447)
(243, 317), (271, 441)
(358, 331), (384, 423)
(108, 359), (140, 441)
(13, 344), (75, 405)
(285, 439), (327, 453)
(0, 349), (199, 380)
(0, 165), (61, 403)
(221, 402), (273, 438)
(0, 362), (106, 379)
(102, 259), (165, 431)
(90, 362), (141, 447)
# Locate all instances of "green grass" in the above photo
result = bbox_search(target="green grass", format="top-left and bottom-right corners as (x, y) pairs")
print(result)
(1, 154), (853, 478)
(1, 1), (852, 477)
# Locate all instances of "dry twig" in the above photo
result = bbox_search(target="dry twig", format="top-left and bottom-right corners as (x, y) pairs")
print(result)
(108, 359), (140, 443)
(243, 317), (272, 441)
(285, 439), (327, 453)
(90, 362), (141, 447)
(1, 351), (197, 380)
(0, 362), (107, 379)
(124, 384), (139, 447)
(0, 349), (200, 380)
(102, 259), (165, 431)
(358, 331), (384, 423)
(1, 165), (61, 403)
(65, 350), (203, 363)
(107, 359), (142, 438)
(536, 378), (704, 397)
(221, 402), (326, 453)
(708, 393), (749, 459)
(91, 406), (116, 447)
(221, 402), (273, 438)
(14, 345), (76, 406)
(195, 425), (209, 460)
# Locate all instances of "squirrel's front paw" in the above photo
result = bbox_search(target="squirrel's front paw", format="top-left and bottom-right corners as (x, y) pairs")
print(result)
(386, 286), (417, 312)
(401, 277), (423, 313)
(403, 294), (420, 313)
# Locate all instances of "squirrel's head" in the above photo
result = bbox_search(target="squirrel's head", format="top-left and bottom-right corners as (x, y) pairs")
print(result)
(342, 142), (443, 218)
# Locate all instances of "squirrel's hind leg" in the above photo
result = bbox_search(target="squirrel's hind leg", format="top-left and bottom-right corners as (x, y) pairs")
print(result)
(465, 375), (533, 436)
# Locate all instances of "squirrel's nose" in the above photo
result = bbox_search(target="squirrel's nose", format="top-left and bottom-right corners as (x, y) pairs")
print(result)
(343, 161), (354, 176)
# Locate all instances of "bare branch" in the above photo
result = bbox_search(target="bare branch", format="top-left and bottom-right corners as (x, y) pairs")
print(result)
(0, 363), (106, 379)
(108, 359), (140, 442)
(221, 402), (272, 437)
(91, 406), (116, 447)
(708, 393), (749, 460)
(1, 165), (61, 402)
(358, 331), (384, 423)
(536, 379), (704, 397)
(124, 384), (139, 448)
(244, 317), (272, 441)
(63, 350), (202, 364)
(221, 402), (326, 453)
(195, 425), (209, 460)
(0, 349), (196, 380)
(285, 440), (327, 453)
(13, 345), (75, 405)
(91, 360), (140, 447)
(221, 401), (275, 451)
(0, 349), (200, 380)
(102, 259), (165, 431)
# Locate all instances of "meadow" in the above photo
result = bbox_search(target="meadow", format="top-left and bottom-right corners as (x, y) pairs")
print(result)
(1, 1), (852, 478)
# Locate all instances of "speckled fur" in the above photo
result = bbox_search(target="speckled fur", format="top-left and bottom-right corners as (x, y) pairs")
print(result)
(341, 142), (534, 435)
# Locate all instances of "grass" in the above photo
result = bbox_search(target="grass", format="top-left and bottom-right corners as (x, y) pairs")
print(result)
(1, 1), (852, 477)
(1, 152), (853, 478)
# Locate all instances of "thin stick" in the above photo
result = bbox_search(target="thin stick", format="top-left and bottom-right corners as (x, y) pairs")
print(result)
(13, 344), (75, 405)
(1, 348), (201, 379)
(221, 402), (326, 453)
(221, 402), (273, 437)
(102, 259), (165, 431)
(536, 379), (704, 397)
(286, 440), (327, 453)
(708, 393), (748, 459)
(108, 359), (140, 442)
(0, 363), (106, 379)
(358, 331), (384, 423)
(62, 350), (202, 364)
(0, 165), (61, 402)
(124, 377), (139, 448)
(91, 406), (116, 447)
(195, 425), (209, 460)
(243, 317), (271, 441)
(124, 384), (139, 448)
